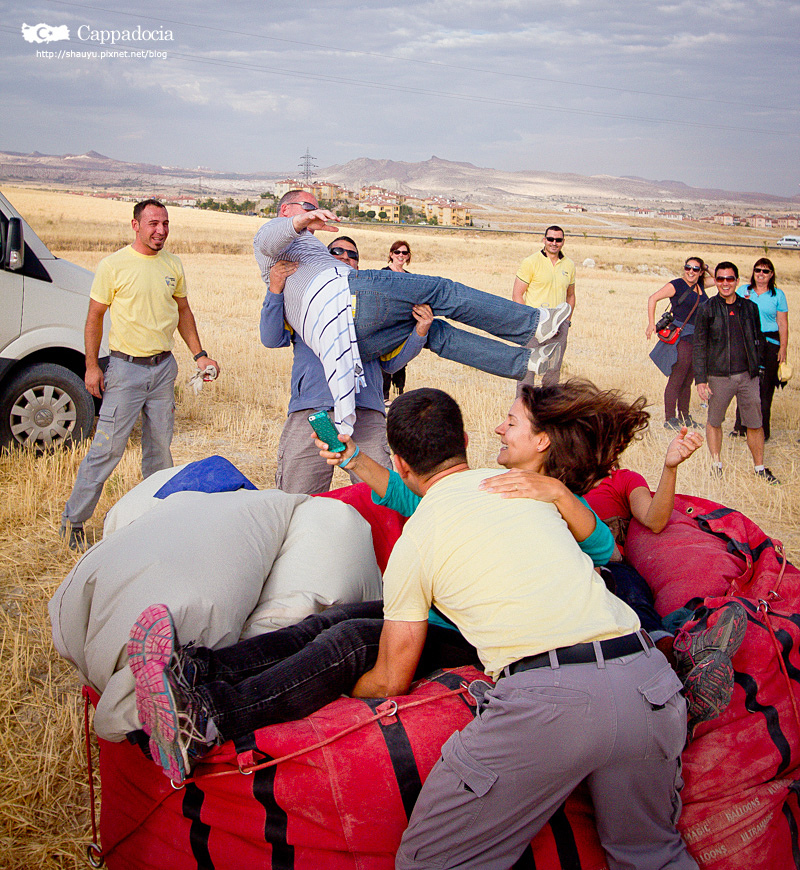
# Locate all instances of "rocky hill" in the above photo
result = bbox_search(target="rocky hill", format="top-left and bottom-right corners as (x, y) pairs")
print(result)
(1, 150), (796, 212)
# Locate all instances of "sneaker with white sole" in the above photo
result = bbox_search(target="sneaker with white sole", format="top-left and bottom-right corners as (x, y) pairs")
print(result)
(128, 604), (177, 733)
(755, 467), (780, 485)
(128, 604), (215, 782)
(532, 302), (571, 344)
(527, 341), (562, 376)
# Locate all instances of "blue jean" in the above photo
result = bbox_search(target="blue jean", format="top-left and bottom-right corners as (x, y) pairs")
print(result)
(187, 602), (478, 742)
(348, 270), (541, 379)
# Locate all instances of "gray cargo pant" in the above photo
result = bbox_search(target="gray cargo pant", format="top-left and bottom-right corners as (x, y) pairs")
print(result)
(396, 646), (698, 870)
(275, 408), (391, 495)
(62, 354), (177, 527)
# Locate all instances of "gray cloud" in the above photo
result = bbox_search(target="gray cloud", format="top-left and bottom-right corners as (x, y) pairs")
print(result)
(2, 0), (798, 195)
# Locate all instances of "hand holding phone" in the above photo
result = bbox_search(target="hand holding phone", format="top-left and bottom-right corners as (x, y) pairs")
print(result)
(307, 411), (346, 453)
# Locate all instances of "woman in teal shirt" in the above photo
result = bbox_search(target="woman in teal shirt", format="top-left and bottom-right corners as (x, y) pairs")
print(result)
(733, 258), (789, 440)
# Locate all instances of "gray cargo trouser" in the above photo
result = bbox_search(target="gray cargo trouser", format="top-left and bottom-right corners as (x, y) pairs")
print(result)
(62, 354), (177, 526)
(275, 408), (391, 495)
(396, 647), (698, 870)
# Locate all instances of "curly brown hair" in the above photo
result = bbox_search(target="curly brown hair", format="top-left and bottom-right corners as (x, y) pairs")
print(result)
(519, 378), (650, 495)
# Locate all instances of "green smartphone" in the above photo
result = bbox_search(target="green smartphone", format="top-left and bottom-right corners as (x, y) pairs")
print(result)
(308, 411), (346, 452)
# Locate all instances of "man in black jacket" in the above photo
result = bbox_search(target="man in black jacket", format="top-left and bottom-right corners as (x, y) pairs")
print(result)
(693, 262), (778, 483)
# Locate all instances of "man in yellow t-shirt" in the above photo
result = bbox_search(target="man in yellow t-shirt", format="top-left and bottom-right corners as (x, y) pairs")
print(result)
(61, 199), (220, 549)
(512, 225), (575, 388)
(352, 389), (696, 870)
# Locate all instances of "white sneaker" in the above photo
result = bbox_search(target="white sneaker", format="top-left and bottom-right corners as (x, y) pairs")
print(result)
(527, 342), (562, 375)
(533, 302), (571, 344)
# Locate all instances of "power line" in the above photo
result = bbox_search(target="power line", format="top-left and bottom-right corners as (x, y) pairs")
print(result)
(164, 51), (796, 137)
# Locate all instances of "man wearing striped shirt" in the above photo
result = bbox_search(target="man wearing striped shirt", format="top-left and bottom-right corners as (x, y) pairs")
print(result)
(254, 192), (570, 434)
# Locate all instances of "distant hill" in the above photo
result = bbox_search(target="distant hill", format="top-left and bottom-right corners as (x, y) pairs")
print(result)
(320, 156), (800, 210)
(1, 150), (796, 211)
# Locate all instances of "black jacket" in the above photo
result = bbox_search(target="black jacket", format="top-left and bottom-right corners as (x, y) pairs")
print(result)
(693, 293), (765, 384)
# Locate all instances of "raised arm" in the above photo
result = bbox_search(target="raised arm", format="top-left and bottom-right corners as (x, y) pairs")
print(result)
(628, 427), (704, 533)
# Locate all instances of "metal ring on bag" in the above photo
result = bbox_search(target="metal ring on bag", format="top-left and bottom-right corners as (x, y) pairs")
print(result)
(86, 843), (105, 867)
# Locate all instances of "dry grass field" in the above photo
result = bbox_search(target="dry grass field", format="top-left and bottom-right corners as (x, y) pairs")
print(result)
(1, 186), (798, 867)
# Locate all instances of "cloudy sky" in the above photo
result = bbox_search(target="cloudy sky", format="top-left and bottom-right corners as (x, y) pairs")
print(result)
(3, 0), (799, 196)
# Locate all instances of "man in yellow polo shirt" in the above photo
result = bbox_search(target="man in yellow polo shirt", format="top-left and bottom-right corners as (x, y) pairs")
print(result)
(512, 225), (575, 388)
(60, 199), (220, 549)
(352, 388), (696, 870)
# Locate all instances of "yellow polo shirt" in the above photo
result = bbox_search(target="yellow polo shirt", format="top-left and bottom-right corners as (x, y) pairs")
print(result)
(382, 470), (639, 680)
(90, 245), (187, 356)
(516, 250), (575, 308)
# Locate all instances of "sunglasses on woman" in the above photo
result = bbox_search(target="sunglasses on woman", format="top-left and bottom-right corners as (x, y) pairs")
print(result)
(392, 249), (410, 256)
(754, 268), (772, 274)
(684, 265), (702, 273)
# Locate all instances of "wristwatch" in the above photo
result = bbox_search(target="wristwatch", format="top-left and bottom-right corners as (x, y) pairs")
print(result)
(193, 350), (209, 361)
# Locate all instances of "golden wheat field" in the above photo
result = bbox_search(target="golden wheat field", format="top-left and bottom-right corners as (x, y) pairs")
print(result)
(1, 185), (799, 867)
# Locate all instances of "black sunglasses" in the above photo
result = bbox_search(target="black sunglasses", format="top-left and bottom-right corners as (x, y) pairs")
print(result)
(329, 246), (359, 261)
(754, 268), (772, 274)
(684, 265), (702, 273)
(392, 249), (410, 255)
(545, 236), (564, 243)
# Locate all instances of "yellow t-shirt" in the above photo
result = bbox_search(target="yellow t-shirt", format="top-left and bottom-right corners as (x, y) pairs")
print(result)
(90, 245), (187, 356)
(382, 469), (639, 680)
(516, 250), (575, 308)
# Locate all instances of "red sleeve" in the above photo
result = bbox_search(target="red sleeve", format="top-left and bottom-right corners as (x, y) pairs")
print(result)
(584, 469), (649, 521)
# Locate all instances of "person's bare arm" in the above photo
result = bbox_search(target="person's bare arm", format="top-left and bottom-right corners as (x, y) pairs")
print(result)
(565, 282), (576, 317)
(351, 620), (428, 698)
(777, 310), (789, 364)
(512, 277), (528, 304)
(646, 283), (677, 338)
(176, 296), (220, 373)
(84, 299), (109, 397)
(316, 434), (390, 497)
(629, 428), (704, 533)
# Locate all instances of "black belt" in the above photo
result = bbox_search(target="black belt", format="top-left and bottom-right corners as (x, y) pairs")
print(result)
(505, 631), (652, 676)
(110, 350), (172, 367)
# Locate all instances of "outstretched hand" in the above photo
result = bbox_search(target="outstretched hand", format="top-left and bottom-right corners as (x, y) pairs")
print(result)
(293, 208), (340, 234)
(664, 426), (703, 468)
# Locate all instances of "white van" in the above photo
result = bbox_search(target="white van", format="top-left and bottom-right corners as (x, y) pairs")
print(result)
(776, 235), (800, 249)
(0, 191), (107, 448)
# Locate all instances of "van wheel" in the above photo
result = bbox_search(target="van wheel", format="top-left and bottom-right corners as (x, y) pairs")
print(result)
(0, 363), (95, 449)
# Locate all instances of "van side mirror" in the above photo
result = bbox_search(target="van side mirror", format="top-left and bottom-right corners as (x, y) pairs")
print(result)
(5, 217), (24, 271)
